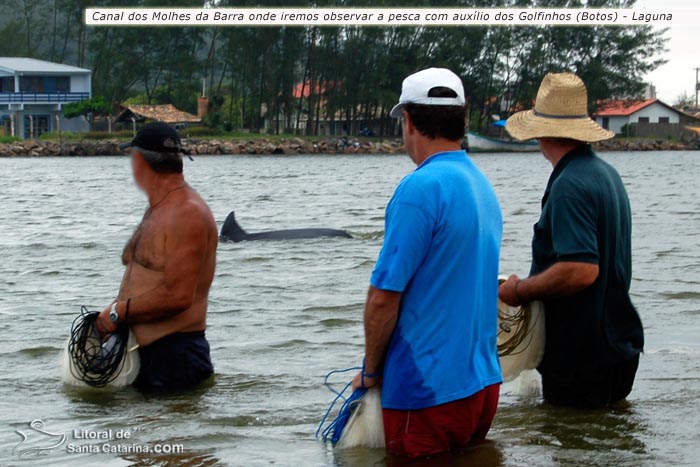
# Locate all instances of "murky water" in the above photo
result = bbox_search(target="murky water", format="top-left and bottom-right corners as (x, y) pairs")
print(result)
(0, 151), (698, 467)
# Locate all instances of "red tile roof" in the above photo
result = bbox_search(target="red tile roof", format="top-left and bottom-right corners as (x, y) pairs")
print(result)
(292, 81), (340, 98)
(594, 99), (659, 117)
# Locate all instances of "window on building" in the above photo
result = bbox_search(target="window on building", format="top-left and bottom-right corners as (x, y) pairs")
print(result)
(0, 77), (14, 92)
(659, 117), (670, 124)
(602, 117), (610, 130)
(638, 117), (650, 124)
(1, 116), (11, 136)
(24, 115), (50, 139)
(19, 76), (70, 93)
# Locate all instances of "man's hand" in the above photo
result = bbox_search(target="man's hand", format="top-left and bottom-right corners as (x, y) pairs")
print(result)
(498, 274), (523, 307)
(499, 262), (599, 306)
(352, 371), (380, 390)
(96, 303), (118, 336)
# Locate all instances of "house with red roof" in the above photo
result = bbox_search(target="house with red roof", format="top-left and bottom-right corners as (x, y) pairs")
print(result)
(593, 99), (687, 135)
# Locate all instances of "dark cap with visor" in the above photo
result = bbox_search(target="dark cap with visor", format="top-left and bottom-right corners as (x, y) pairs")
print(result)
(119, 122), (193, 160)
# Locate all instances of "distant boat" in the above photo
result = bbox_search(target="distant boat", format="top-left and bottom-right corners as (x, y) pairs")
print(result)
(466, 131), (540, 153)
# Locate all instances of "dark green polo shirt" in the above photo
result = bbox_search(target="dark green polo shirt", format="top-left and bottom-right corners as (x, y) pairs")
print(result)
(531, 145), (644, 382)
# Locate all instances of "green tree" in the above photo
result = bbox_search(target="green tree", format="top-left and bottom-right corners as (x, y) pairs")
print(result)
(62, 96), (111, 119)
(5, 0), (667, 137)
(62, 96), (111, 130)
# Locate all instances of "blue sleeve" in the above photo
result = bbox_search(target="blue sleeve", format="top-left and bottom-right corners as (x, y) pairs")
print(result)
(370, 198), (434, 292)
(550, 195), (599, 264)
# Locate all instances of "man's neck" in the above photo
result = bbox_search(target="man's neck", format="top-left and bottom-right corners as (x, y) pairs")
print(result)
(146, 174), (187, 207)
(411, 139), (462, 166)
(545, 142), (585, 168)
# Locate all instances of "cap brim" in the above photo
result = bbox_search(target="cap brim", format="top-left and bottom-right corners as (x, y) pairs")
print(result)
(505, 110), (615, 143)
(390, 103), (404, 118)
(124, 143), (193, 161)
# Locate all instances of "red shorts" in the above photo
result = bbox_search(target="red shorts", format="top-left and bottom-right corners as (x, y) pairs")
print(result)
(382, 383), (500, 458)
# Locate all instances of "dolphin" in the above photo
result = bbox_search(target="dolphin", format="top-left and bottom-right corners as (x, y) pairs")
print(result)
(220, 211), (352, 242)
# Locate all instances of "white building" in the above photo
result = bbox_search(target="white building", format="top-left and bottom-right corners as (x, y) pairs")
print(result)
(594, 99), (683, 135)
(0, 57), (91, 139)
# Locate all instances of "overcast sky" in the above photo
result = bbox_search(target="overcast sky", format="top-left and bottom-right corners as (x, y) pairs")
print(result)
(637, 0), (697, 104)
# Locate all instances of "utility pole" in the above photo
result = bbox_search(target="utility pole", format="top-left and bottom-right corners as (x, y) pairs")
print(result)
(696, 67), (700, 109)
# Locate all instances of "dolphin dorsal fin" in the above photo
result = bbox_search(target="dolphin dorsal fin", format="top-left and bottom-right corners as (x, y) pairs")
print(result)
(221, 211), (247, 242)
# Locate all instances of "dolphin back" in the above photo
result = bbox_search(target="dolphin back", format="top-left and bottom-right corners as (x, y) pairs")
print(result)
(246, 228), (352, 241)
(220, 211), (248, 242)
(220, 211), (352, 242)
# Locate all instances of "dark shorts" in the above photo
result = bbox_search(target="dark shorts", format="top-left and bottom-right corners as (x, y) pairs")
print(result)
(134, 331), (214, 392)
(382, 384), (500, 458)
(542, 354), (640, 409)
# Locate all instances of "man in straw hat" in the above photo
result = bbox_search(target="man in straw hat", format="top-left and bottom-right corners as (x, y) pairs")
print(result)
(498, 73), (644, 408)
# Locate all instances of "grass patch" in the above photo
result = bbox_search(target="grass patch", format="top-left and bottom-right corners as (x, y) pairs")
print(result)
(40, 131), (133, 141)
(178, 128), (315, 140)
(180, 131), (389, 142)
(0, 135), (21, 144)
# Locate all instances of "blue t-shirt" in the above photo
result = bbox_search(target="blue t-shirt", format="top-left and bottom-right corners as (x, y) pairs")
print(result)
(371, 150), (503, 410)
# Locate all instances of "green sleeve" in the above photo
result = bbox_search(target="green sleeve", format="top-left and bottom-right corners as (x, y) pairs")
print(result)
(549, 195), (599, 264)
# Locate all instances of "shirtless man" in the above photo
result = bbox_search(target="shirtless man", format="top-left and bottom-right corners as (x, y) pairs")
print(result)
(96, 122), (218, 392)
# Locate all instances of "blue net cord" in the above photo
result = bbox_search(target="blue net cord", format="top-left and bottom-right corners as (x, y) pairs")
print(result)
(316, 367), (368, 444)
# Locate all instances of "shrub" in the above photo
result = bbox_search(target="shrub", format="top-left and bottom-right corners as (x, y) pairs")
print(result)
(0, 135), (21, 144)
(618, 123), (637, 138)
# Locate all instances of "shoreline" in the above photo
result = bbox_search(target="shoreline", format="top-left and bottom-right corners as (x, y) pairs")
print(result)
(0, 137), (696, 157)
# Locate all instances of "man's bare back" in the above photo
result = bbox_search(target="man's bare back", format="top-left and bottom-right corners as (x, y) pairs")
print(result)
(118, 185), (217, 347)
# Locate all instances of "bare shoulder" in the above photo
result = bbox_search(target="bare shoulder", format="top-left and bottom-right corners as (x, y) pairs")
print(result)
(168, 190), (217, 234)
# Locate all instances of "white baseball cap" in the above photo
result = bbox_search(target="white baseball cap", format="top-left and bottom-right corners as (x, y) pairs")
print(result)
(390, 68), (466, 118)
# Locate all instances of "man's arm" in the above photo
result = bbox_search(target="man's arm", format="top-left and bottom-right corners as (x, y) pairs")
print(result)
(97, 204), (209, 334)
(351, 186), (433, 389)
(352, 286), (402, 389)
(499, 261), (599, 306)
(500, 190), (601, 307)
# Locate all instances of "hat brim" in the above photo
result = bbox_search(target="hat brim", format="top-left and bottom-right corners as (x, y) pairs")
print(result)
(390, 103), (405, 118)
(118, 141), (133, 150)
(506, 110), (615, 143)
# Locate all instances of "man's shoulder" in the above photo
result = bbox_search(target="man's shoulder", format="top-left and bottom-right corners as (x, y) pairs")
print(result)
(566, 149), (619, 173)
(393, 169), (440, 201)
(398, 154), (470, 189)
(563, 150), (621, 182)
(168, 192), (216, 232)
(550, 153), (626, 210)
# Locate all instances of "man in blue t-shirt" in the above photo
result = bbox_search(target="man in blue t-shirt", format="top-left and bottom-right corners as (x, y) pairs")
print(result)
(351, 68), (503, 458)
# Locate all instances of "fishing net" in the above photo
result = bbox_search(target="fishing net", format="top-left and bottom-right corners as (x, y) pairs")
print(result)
(61, 306), (140, 388)
(497, 277), (546, 382)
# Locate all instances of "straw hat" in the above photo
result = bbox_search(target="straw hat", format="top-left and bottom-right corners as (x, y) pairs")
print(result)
(506, 73), (615, 142)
